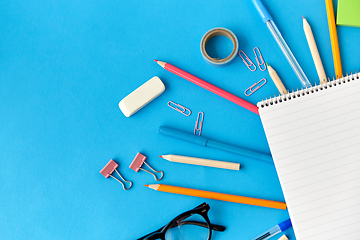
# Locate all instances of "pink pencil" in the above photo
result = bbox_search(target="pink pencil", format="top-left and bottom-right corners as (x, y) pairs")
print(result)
(154, 60), (259, 114)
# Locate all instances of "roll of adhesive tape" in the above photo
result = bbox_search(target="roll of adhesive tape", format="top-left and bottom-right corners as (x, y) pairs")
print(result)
(200, 27), (239, 67)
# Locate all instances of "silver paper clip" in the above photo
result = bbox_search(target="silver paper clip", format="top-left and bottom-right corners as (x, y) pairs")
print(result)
(167, 101), (192, 116)
(254, 47), (267, 71)
(194, 111), (204, 136)
(245, 78), (267, 96)
(238, 50), (256, 72)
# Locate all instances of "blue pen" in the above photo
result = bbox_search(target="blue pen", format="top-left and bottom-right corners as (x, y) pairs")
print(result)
(158, 126), (273, 163)
(251, 219), (292, 240)
(252, 0), (311, 88)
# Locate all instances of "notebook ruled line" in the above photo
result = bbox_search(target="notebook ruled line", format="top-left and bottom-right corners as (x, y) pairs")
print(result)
(280, 158), (360, 186)
(293, 191), (360, 217)
(274, 135), (360, 163)
(286, 175), (360, 201)
(291, 186), (360, 209)
(271, 123), (360, 154)
(279, 150), (360, 176)
(269, 114), (360, 146)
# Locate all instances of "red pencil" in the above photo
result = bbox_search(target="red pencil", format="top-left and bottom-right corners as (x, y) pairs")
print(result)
(154, 60), (259, 114)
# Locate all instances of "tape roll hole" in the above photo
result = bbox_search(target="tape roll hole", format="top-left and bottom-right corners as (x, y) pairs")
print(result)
(203, 30), (236, 62)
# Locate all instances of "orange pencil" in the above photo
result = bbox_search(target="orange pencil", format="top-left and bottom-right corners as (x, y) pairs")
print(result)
(325, 0), (342, 78)
(145, 184), (287, 210)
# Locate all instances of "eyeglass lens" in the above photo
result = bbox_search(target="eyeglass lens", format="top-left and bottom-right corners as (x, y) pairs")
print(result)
(165, 213), (210, 240)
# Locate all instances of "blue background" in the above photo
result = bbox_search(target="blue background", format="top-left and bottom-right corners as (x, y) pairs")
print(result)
(1, 0), (359, 239)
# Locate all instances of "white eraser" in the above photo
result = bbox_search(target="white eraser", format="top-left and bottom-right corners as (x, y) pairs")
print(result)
(119, 76), (165, 117)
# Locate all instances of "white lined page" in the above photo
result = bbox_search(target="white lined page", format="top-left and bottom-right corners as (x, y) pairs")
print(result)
(258, 73), (360, 240)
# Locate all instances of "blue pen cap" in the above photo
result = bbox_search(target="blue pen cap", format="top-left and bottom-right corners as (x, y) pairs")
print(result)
(251, 0), (273, 23)
(158, 126), (208, 146)
(278, 219), (292, 232)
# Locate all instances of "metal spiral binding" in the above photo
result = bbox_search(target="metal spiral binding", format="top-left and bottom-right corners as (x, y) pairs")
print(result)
(259, 71), (360, 108)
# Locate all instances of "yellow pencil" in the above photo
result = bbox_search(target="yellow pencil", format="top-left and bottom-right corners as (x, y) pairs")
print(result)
(325, 0), (342, 78)
(266, 63), (288, 95)
(145, 184), (287, 210)
(303, 16), (327, 84)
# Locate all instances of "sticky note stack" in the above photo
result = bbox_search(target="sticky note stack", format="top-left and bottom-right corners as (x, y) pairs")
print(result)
(336, 0), (360, 27)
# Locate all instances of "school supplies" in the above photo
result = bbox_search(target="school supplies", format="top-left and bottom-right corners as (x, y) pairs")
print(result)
(303, 16), (327, 84)
(325, 0), (343, 78)
(129, 153), (164, 181)
(244, 78), (267, 96)
(257, 72), (360, 239)
(154, 60), (259, 114)
(200, 27), (239, 67)
(238, 50), (257, 71)
(251, 0), (311, 88)
(100, 159), (133, 190)
(251, 219), (292, 240)
(168, 101), (192, 116)
(119, 76), (165, 117)
(266, 63), (288, 95)
(158, 126), (273, 163)
(337, 0), (360, 27)
(144, 184), (287, 210)
(160, 154), (240, 170)
(253, 47), (266, 71)
(194, 112), (204, 136)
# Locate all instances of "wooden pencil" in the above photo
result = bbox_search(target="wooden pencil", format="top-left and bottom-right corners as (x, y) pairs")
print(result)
(325, 0), (342, 78)
(160, 154), (240, 170)
(144, 184), (287, 210)
(266, 63), (288, 95)
(303, 16), (327, 84)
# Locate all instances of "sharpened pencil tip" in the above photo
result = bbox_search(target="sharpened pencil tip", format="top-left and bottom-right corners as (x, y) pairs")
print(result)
(154, 59), (158, 62)
(303, 16), (305, 19)
(159, 155), (163, 158)
(144, 184), (149, 187)
(266, 62), (269, 66)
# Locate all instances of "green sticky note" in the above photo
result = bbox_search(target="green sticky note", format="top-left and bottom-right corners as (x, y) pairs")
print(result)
(337, 0), (360, 27)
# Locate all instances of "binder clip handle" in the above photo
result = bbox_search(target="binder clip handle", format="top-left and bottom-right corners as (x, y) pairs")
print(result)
(129, 153), (164, 181)
(100, 159), (133, 190)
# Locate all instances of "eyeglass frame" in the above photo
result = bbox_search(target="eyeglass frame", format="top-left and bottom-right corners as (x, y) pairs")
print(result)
(137, 202), (226, 240)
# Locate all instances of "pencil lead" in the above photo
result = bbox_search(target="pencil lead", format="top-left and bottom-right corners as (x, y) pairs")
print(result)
(266, 62), (269, 66)
(154, 59), (158, 62)
(303, 16), (305, 19)
(159, 155), (163, 158)
(144, 184), (149, 187)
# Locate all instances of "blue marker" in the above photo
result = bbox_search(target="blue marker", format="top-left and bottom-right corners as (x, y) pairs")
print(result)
(158, 126), (273, 163)
(252, 0), (311, 88)
(251, 219), (292, 240)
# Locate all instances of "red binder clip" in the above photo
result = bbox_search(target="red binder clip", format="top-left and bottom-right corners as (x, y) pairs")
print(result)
(100, 159), (133, 190)
(129, 153), (164, 181)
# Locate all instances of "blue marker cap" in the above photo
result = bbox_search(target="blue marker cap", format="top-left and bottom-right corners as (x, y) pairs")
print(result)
(158, 126), (209, 146)
(278, 219), (292, 231)
(251, 0), (273, 23)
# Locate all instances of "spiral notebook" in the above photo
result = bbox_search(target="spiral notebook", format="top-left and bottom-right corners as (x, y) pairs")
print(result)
(257, 72), (360, 240)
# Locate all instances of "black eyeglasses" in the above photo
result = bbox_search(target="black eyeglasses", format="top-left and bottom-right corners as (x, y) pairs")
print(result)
(137, 202), (226, 240)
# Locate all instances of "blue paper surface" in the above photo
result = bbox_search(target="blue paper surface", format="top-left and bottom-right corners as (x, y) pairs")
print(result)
(1, 0), (360, 239)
